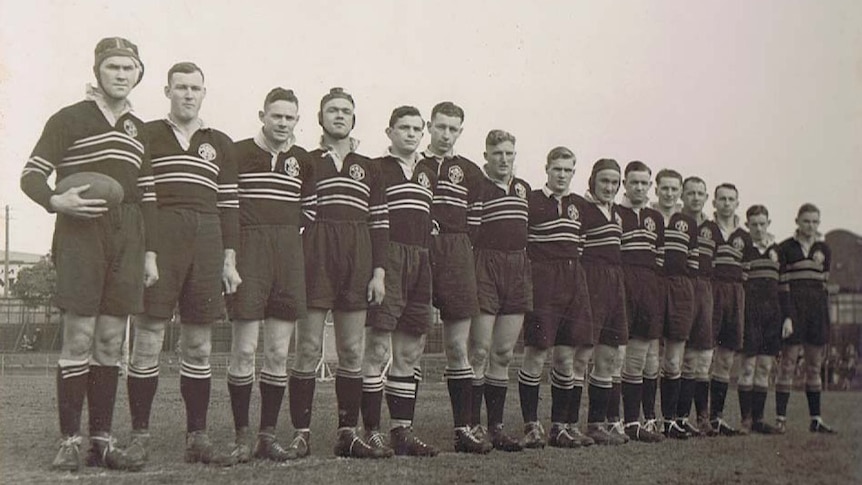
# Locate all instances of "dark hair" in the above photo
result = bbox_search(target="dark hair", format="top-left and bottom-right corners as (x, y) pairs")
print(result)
(486, 129), (516, 147)
(624, 160), (651, 177)
(264, 87), (298, 109)
(797, 203), (820, 218)
(319, 87), (355, 110)
(714, 182), (738, 198)
(746, 204), (769, 219)
(431, 102), (464, 123)
(682, 176), (707, 193)
(167, 61), (204, 85)
(655, 169), (683, 186)
(546, 146), (575, 168)
(388, 105), (423, 128)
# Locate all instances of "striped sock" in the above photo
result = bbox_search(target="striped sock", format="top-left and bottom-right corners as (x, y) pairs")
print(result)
(362, 374), (385, 432)
(518, 369), (541, 423)
(57, 359), (89, 437)
(550, 369), (575, 425)
(471, 377), (485, 427)
(180, 361), (212, 433)
(587, 374), (612, 424)
(227, 371), (254, 431)
(335, 368), (362, 428)
(289, 369), (316, 431)
(444, 367), (474, 428)
(127, 363), (159, 431)
(259, 371), (287, 430)
(87, 365), (119, 435)
(386, 374), (417, 429)
(484, 376), (508, 427)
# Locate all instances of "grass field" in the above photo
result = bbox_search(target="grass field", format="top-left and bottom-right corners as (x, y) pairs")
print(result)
(1, 374), (860, 485)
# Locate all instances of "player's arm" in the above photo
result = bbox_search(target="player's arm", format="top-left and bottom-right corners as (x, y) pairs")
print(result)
(777, 242), (795, 338)
(466, 164), (484, 245)
(138, 127), (159, 287)
(217, 135), (241, 293)
(367, 160), (388, 304)
(299, 152), (317, 227)
(686, 221), (699, 273)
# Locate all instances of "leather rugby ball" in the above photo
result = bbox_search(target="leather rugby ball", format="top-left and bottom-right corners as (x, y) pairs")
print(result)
(54, 172), (125, 207)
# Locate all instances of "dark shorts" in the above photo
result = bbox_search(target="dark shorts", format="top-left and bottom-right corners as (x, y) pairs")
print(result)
(431, 232), (480, 321)
(664, 275), (695, 342)
(623, 266), (663, 340)
(687, 277), (714, 350)
(743, 287), (782, 356)
(145, 208), (224, 324)
(712, 280), (744, 351)
(303, 220), (373, 311)
(784, 284), (830, 346)
(524, 259), (594, 349)
(582, 262), (628, 346)
(52, 204), (144, 316)
(367, 242), (433, 335)
(228, 225), (306, 321)
(474, 248), (533, 315)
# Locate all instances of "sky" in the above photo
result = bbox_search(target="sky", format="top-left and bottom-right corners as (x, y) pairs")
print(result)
(1, 0), (860, 255)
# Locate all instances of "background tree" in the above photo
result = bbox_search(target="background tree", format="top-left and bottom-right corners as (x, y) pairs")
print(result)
(10, 255), (56, 308)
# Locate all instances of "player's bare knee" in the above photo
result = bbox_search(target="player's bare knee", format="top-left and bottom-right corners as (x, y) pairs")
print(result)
(522, 347), (547, 376)
(469, 345), (489, 370)
(490, 345), (514, 368)
(182, 338), (212, 365)
(444, 338), (469, 366)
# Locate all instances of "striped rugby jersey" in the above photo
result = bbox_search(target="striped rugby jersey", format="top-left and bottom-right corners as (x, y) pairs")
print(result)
(713, 217), (752, 283)
(421, 154), (484, 235)
(21, 99), (158, 250)
(743, 239), (792, 320)
(692, 215), (721, 278)
(146, 119), (239, 250)
(580, 194), (622, 265)
(526, 187), (586, 262)
(308, 148), (388, 268)
(661, 212), (699, 277)
(376, 155), (437, 247)
(472, 176), (531, 251)
(234, 136), (315, 227)
(778, 235), (831, 290)
(617, 203), (663, 270)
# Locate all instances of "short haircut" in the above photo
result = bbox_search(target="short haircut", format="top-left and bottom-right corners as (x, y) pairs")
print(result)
(167, 61), (204, 85)
(624, 160), (652, 176)
(655, 169), (683, 186)
(682, 176), (707, 193)
(746, 204), (769, 219)
(431, 102), (464, 123)
(797, 203), (820, 218)
(546, 146), (575, 168)
(714, 182), (738, 198)
(263, 87), (298, 110)
(388, 105), (422, 128)
(486, 129), (516, 147)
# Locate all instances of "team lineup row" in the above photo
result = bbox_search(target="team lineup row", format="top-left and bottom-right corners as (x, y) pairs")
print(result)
(22, 37), (835, 473)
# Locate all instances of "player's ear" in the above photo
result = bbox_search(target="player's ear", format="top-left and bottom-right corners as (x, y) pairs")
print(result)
(317, 110), (323, 127)
(164, 85), (171, 98)
(258, 110), (265, 124)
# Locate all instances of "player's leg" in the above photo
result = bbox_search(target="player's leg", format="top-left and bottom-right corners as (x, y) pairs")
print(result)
(290, 309), (326, 451)
(623, 338), (663, 442)
(566, 345), (596, 446)
(737, 355), (756, 431)
(660, 339), (686, 437)
(775, 343), (800, 432)
(642, 339), (660, 432)
(520, 345), (549, 448)
(750, 355), (780, 433)
(468, 312), (494, 432)
(444, 318), (487, 452)
(126, 315), (168, 460)
(485, 314), (525, 451)
(587, 344), (625, 445)
(179, 322), (222, 463)
(254, 317), (299, 459)
(709, 346), (741, 435)
(362, 327), (392, 451)
(387, 329), (438, 456)
(227, 319), (259, 463)
(804, 344), (835, 433)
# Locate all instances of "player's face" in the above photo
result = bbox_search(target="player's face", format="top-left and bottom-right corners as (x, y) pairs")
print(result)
(98, 56), (139, 100)
(746, 214), (770, 242)
(427, 114), (463, 155)
(796, 211), (821, 238)
(165, 71), (206, 123)
(320, 98), (354, 139)
(623, 170), (652, 205)
(682, 180), (708, 213)
(259, 100), (299, 145)
(386, 115), (424, 156)
(656, 176), (682, 209)
(593, 169), (621, 204)
(713, 187), (739, 218)
(483, 141), (516, 180)
(545, 158), (575, 195)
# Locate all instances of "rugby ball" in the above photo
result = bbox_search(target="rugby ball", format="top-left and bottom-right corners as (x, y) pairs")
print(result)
(54, 172), (124, 207)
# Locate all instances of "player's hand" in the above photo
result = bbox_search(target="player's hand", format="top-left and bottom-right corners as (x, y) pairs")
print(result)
(782, 318), (793, 339)
(222, 249), (242, 294)
(143, 251), (159, 288)
(367, 268), (385, 305)
(49, 185), (108, 219)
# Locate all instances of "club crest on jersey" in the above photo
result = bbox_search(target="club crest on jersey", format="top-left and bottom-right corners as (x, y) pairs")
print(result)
(448, 166), (464, 184)
(122, 119), (138, 138)
(349, 164), (366, 181)
(644, 217), (657, 233)
(198, 143), (217, 161)
(417, 171), (431, 188)
(284, 157), (300, 177)
(567, 204), (579, 221)
(732, 237), (744, 250)
(812, 250), (825, 264)
(769, 249), (779, 263)
(675, 220), (689, 233)
(514, 183), (527, 199)
(700, 227), (712, 239)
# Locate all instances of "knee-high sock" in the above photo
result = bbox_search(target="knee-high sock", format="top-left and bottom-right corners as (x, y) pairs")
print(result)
(259, 371), (287, 431)
(470, 378), (485, 427)
(180, 361), (212, 433)
(484, 376), (508, 427)
(335, 368), (362, 429)
(361, 375), (384, 432)
(551, 369), (575, 425)
(737, 386), (753, 423)
(57, 360), (89, 437)
(289, 370), (316, 431)
(227, 371), (254, 431)
(676, 377), (695, 420)
(660, 377), (681, 422)
(518, 369), (541, 423)
(587, 375), (612, 424)
(87, 365), (119, 436)
(751, 387), (768, 423)
(642, 377), (658, 420)
(385, 374), (417, 429)
(709, 379), (729, 420)
(444, 367), (473, 428)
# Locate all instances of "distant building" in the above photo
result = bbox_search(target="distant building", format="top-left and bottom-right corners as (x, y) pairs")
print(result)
(0, 250), (44, 291)
(826, 229), (862, 293)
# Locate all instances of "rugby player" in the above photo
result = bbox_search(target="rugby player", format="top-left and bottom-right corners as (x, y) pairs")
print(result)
(226, 88), (315, 461)
(361, 106), (438, 457)
(289, 88), (391, 458)
(421, 102), (490, 453)
(519, 147), (595, 448)
(580, 158), (628, 446)
(468, 130), (531, 452)
(616, 161), (665, 442)
(21, 37), (154, 472)
(127, 61), (242, 464)
(774, 204), (836, 434)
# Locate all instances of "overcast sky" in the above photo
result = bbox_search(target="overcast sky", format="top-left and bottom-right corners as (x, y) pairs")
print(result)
(1, 0), (860, 255)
